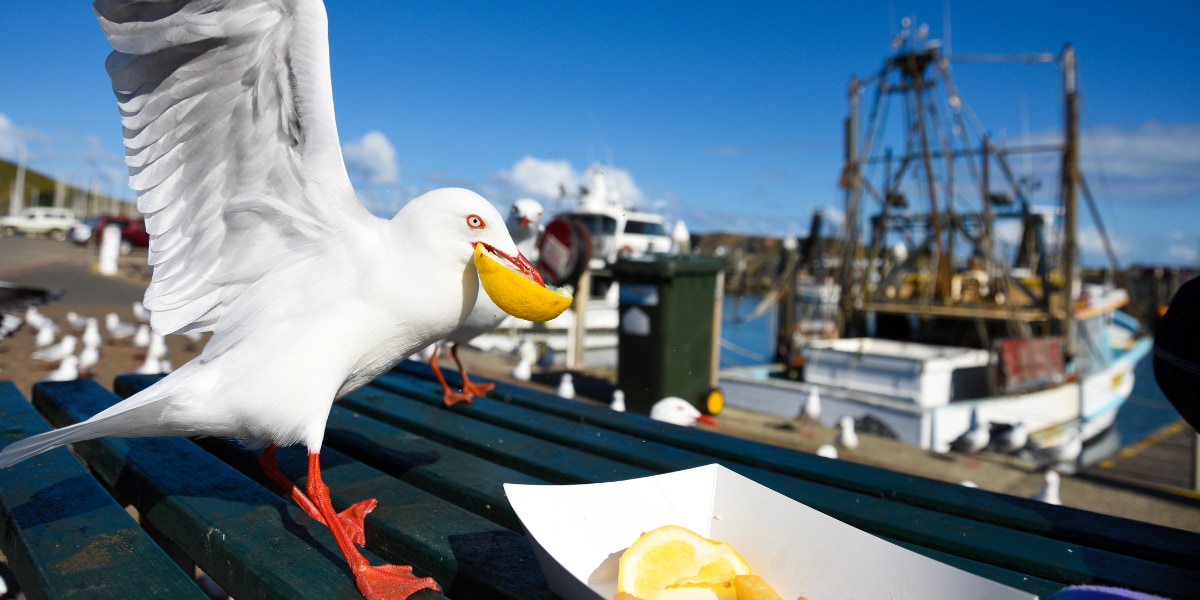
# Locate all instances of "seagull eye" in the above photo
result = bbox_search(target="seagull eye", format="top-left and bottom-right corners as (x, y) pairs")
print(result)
(466, 214), (485, 230)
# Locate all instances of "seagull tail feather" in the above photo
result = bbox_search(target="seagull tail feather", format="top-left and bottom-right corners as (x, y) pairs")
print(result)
(0, 389), (171, 469)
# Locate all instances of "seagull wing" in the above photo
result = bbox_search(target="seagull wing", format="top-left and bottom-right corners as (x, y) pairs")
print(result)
(95, 0), (374, 345)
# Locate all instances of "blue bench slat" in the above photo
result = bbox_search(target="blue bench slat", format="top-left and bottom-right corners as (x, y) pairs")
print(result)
(30, 379), (429, 600)
(0, 382), (205, 600)
(372, 367), (1200, 598)
(393, 359), (1200, 573)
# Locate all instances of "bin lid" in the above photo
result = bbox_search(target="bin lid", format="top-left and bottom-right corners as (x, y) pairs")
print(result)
(611, 254), (725, 278)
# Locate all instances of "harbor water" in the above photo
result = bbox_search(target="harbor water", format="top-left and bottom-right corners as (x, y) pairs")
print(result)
(718, 293), (1182, 450)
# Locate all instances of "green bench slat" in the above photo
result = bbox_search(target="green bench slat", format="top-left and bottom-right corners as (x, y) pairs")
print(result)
(395, 359), (1200, 573)
(30, 379), (440, 600)
(355, 369), (1070, 595)
(115, 374), (547, 533)
(0, 382), (204, 600)
(372, 367), (1200, 598)
(111, 375), (556, 599)
(197, 440), (555, 600)
(341, 384), (650, 484)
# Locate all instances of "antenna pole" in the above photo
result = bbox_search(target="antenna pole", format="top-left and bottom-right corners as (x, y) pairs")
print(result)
(1060, 44), (1079, 358)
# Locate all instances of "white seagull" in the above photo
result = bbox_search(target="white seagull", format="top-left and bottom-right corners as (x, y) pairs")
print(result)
(428, 198), (547, 404)
(836, 415), (859, 450)
(556, 373), (576, 399)
(950, 409), (990, 467)
(990, 420), (1029, 454)
(510, 337), (536, 382)
(609, 389), (626, 412)
(32, 335), (78, 363)
(66, 311), (89, 331)
(105, 312), (136, 345)
(39, 355), (80, 383)
(132, 300), (152, 323)
(650, 397), (718, 427)
(82, 317), (103, 349)
(132, 323), (152, 348)
(79, 343), (101, 374)
(33, 324), (58, 349)
(0, 2), (563, 598)
(1032, 469), (1062, 505)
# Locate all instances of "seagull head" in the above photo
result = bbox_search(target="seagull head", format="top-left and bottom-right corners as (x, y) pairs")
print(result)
(393, 188), (569, 323)
(508, 198), (544, 231)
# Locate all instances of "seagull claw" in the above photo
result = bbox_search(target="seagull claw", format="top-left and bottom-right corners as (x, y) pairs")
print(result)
(354, 563), (441, 600)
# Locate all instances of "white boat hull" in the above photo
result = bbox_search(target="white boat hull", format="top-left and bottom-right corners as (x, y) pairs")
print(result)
(720, 329), (1152, 454)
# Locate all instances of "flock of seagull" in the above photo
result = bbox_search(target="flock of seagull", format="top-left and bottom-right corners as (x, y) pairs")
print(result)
(4, 301), (197, 382)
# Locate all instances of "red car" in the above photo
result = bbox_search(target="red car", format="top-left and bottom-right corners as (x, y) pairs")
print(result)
(70, 214), (151, 254)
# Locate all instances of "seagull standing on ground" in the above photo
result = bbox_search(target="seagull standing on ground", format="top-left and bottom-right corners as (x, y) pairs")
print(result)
(33, 324), (58, 349)
(105, 312), (136, 345)
(950, 409), (990, 467)
(0, 2), (564, 598)
(511, 337), (536, 382)
(32, 335), (78, 363)
(1032, 469), (1062, 505)
(39, 356), (80, 383)
(82, 317), (103, 349)
(556, 373), (576, 399)
(836, 415), (859, 451)
(428, 199), (546, 404)
(798, 386), (821, 437)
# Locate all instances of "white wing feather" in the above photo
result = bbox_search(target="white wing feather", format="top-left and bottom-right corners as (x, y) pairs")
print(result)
(95, 0), (373, 345)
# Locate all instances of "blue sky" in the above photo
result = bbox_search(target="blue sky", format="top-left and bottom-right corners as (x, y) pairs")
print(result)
(1, 2), (1197, 266)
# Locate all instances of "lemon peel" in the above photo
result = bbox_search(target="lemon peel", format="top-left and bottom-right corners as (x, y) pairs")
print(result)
(474, 243), (571, 322)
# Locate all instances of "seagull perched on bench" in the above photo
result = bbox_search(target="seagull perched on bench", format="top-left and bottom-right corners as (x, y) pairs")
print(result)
(428, 198), (545, 404)
(0, 2), (566, 598)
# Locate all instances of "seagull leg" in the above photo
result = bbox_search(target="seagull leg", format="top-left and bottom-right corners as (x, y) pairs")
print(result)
(450, 343), (494, 397)
(259, 445), (373, 545)
(429, 347), (473, 406)
(305, 452), (441, 599)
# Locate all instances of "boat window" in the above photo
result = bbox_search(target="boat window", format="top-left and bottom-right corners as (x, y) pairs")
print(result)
(624, 220), (667, 236)
(569, 215), (617, 235)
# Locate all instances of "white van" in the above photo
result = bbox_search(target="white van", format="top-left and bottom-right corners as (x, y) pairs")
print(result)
(0, 207), (81, 241)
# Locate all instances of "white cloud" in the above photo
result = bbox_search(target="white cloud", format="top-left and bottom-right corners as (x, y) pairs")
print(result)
(342, 130), (399, 185)
(505, 156), (578, 200)
(1023, 121), (1200, 203)
(0, 113), (29, 163)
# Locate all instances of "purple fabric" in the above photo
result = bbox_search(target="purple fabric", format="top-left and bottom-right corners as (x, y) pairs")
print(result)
(1049, 585), (1170, 600)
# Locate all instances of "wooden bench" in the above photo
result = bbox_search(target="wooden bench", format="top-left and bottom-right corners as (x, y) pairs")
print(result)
(2, 362), (1198, 599)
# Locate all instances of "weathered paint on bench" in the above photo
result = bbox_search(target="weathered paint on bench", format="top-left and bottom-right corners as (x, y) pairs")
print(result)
(0, 381), (204, 600)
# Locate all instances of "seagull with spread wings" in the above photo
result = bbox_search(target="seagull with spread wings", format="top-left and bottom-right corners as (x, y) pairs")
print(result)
(0, 2), (567, 598)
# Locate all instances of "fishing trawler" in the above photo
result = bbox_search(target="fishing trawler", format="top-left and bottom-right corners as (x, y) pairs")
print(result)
(721, 25), (1151, 457)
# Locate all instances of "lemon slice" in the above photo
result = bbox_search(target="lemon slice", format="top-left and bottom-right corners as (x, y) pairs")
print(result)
(617, 525), (751, 600)
(473, 243), (572, 322)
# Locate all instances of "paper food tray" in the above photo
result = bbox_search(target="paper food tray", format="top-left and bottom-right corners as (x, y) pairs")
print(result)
(504, 464), (1035, 599)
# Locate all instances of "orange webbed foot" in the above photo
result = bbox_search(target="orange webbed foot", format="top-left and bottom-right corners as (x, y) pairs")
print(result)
(442, 390), (475, 406)
(461, 380), (494, 397)
(354, 563), (441, 599)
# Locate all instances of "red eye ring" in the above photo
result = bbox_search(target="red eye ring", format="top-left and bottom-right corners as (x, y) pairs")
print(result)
(466, 214), (485, 230)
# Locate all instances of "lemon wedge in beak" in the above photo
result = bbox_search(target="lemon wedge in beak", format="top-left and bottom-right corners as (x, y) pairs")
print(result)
(474, 243), (572, 322)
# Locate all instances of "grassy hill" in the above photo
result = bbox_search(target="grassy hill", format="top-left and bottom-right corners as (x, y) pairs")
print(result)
(0, 158), (129, 215)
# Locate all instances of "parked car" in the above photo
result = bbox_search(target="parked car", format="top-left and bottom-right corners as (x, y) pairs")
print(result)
(0, 207), (81, 241)
(69, 214), (150, 255)
(69, 215), (104, 245)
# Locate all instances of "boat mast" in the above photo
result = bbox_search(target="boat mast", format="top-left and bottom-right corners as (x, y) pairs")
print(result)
(1060, 44), (1078, 358)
